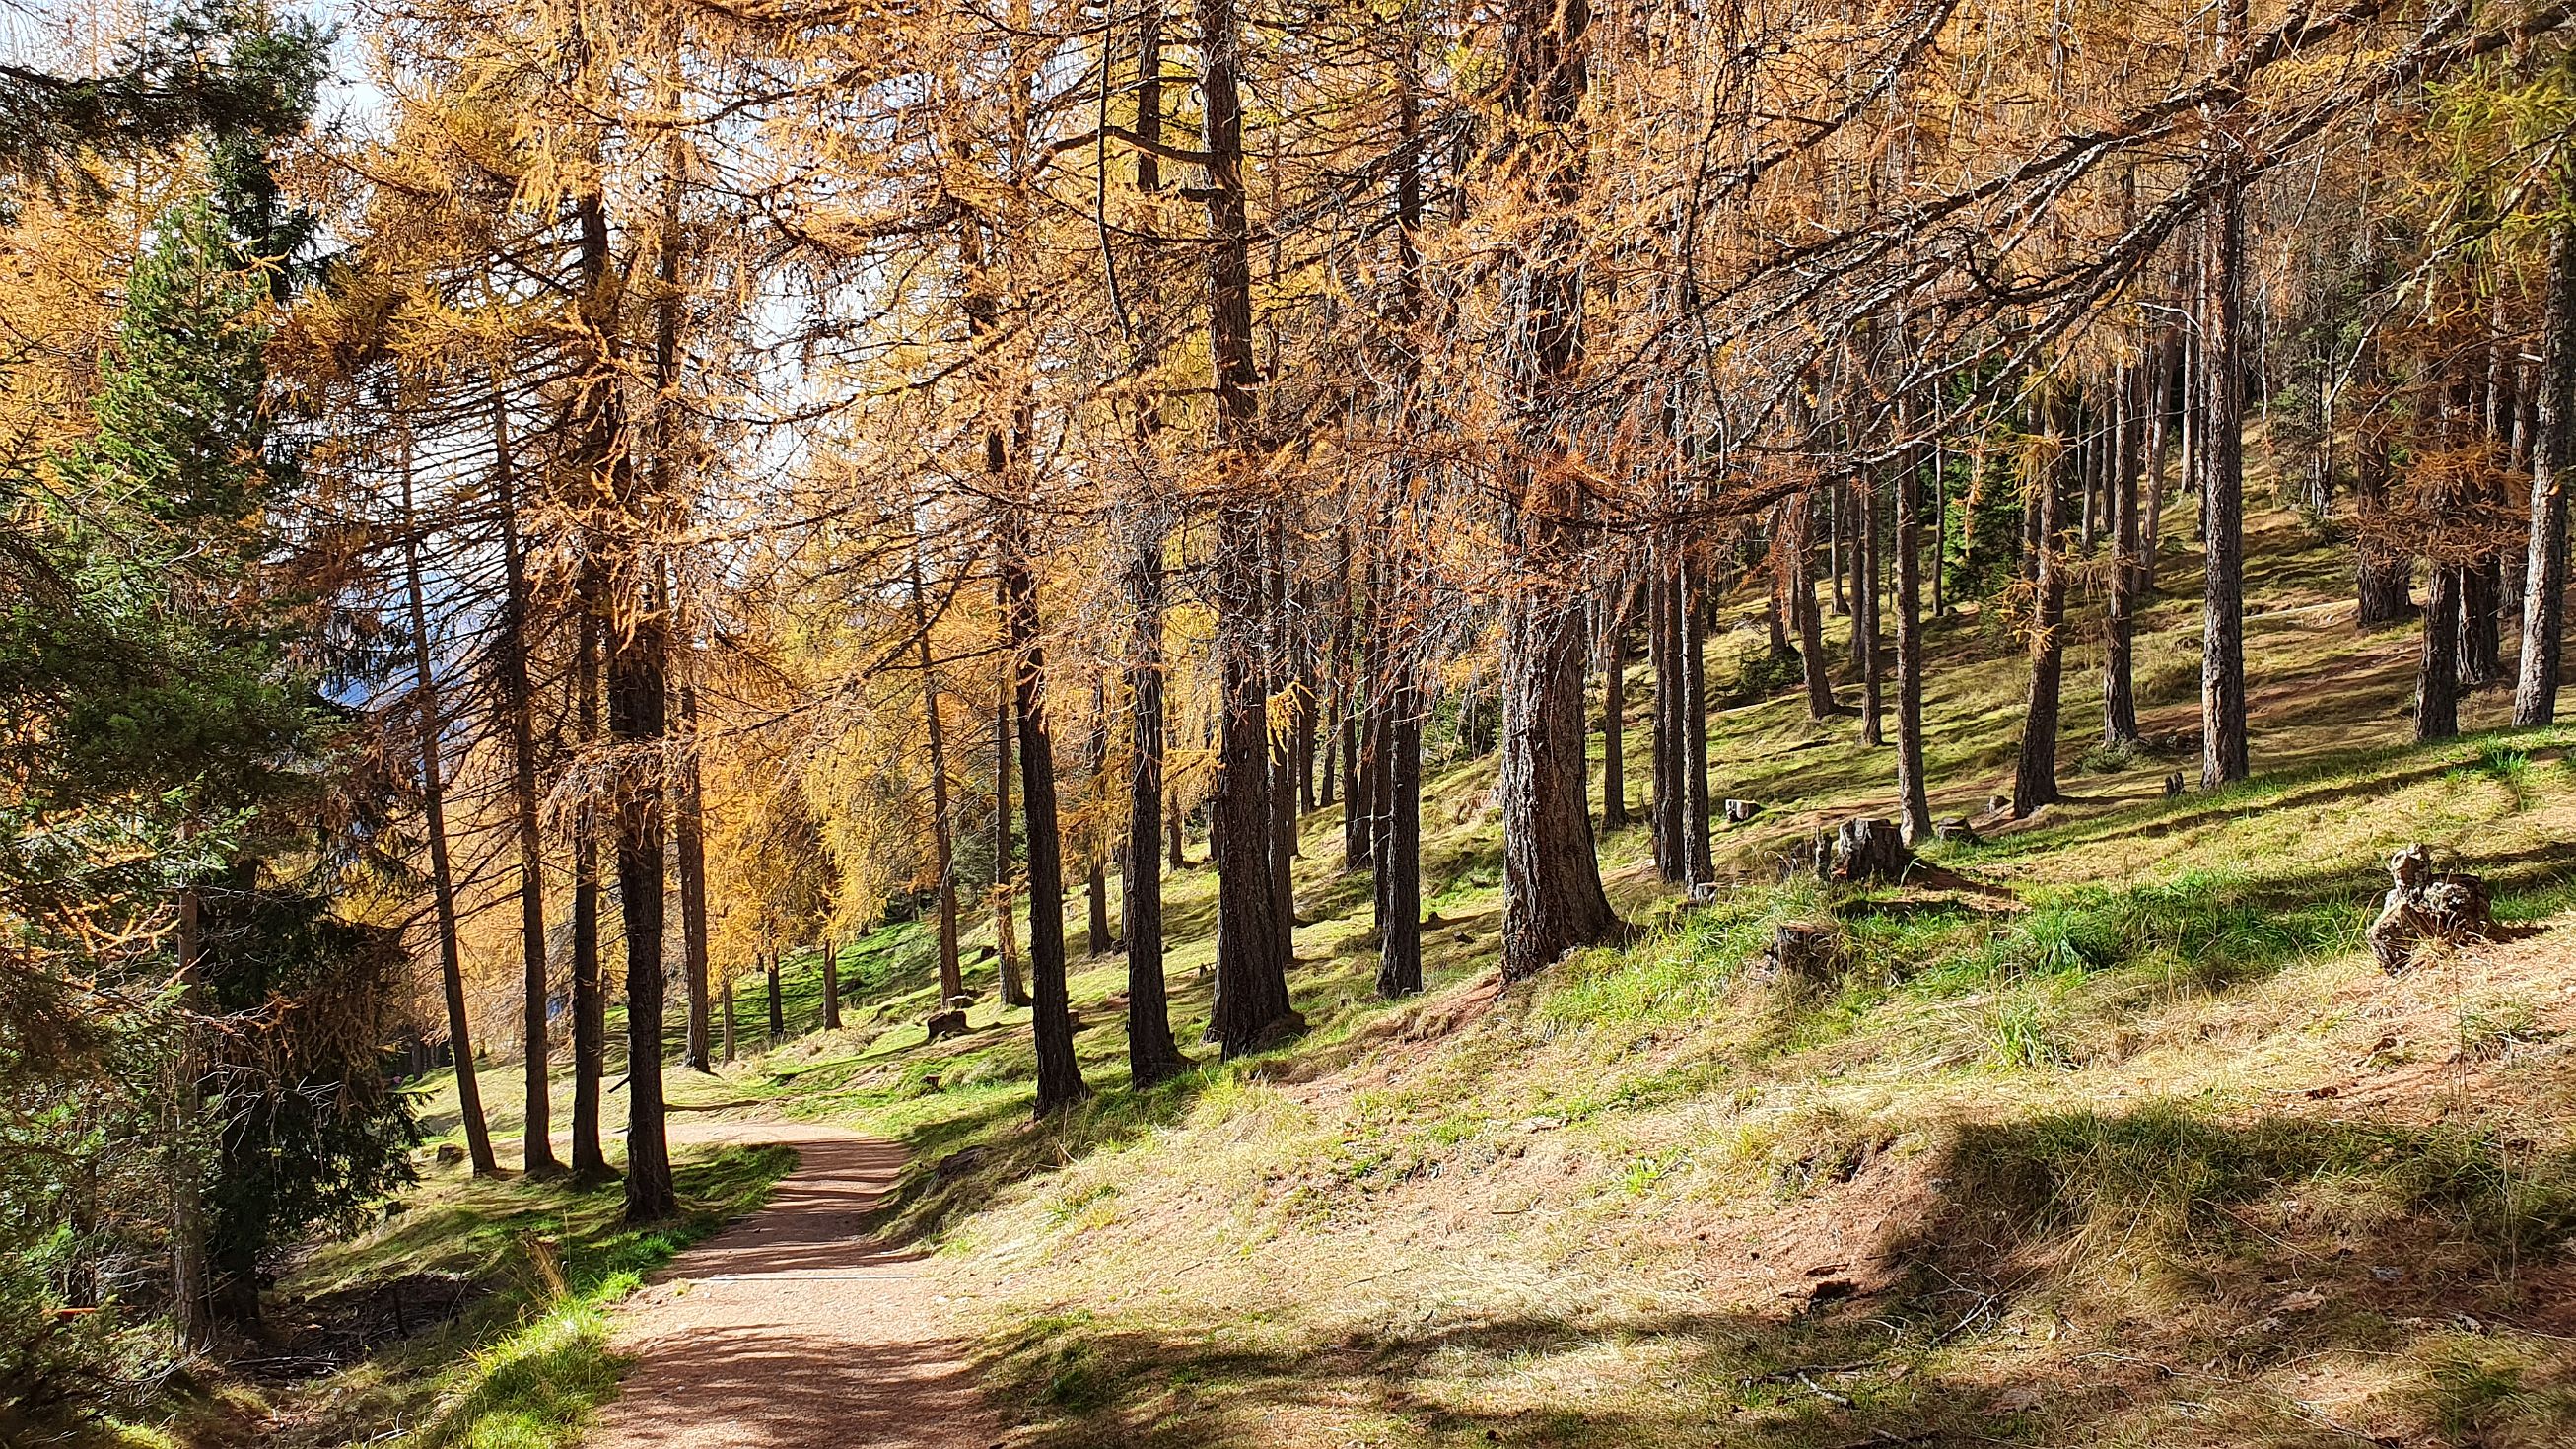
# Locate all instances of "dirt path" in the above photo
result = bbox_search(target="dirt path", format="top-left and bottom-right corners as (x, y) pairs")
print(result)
(585, 1122), (1003, 1449)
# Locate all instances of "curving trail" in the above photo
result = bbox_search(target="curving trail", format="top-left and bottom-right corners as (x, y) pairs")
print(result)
(586, 1122), (1002, 1449)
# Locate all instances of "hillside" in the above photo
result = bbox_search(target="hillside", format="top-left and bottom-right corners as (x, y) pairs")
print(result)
(313, 490), (2576, 1449)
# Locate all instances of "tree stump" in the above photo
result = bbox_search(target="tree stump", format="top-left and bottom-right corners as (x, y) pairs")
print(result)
(925, 1008), (969, 1042)
(1755, 923), (1845, 987)
(1832, 818), (1913, 883)
(1780, 831), (1835, 883)
(2163, 772), (2184, 797)
(1932, 817), (1979, 844)
(2368, 844), (2493, 974)
(1723, 798), (1760, 825)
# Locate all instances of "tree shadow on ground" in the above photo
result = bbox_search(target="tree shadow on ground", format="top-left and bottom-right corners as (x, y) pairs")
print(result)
(979, 1102), (2576, 1448)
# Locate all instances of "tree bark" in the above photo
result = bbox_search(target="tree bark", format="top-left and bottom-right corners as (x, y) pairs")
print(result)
(1002, 512), (1089, 1114)
(1680, 563), (1713, 888)
(1598, 584), (1631, 831)
(764, 948), (784, 1040)
(674, 675), (712, 1072)
(1858, 475), (1883, 745)
(1497, 0), (1623, 980)
(1200, 0), (1300, 1057)
(2420, 563), (2464, 741)
(401, 435), (495, 1178)
(993, 664), (1028, 1007)
(579, 179), (673, 1224)
(611, 571), (673, 1222)
(490, 392), (561, 1173)
(2104, 364), (2145, 749)
(2517, 213), (2576, 724)
(821, 939), (840, 1031)
(1894, 446), (1933, 843)
(1796, 492), (1834, 720)
(1123, 511), (1185, 1086)
(2199, 3), (2252, 789)
(1649, 560), (1685, 883)
(2014, 386), (2075, 816)
(909, 536), (962, 1006)
(569, 567), (608, 1180)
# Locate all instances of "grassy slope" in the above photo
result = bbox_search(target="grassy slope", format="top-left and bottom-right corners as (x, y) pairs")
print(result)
(407, 481), (2575, 1447)
(246, 1143), (792, 1449)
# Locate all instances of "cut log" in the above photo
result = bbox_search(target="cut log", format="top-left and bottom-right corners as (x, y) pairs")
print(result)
(2368, 843), (2493, 974)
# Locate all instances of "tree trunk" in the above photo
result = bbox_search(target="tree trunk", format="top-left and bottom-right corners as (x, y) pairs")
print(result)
(993, 667), (1028, 1007)
(578, 180), (673, 1224)
(2144, 338), (2173, 594)
(1002, 513), (1089, 1113)
(909, 536), (962, 1006)
(1599, 585), (1630, 831)
(1829, 477), (1847, 614)
(2199, 3), (2252, 789)
(1649, 560), (1686, 883)
(1085, 854), (1111, 956)
(1123, 510), (1185, 1087)
(2517, 213), (2576, 724)
(1497, 0), (1622, 979)
(1268, 522), (1300, 915)
(401, 439), (495, 1178)
(1376, 655), (1425, 1000)
(721, 968), (734, 1063)
(2420, 563), (2464, 741)
(1122, 26), (1183, 1073)
(610, 570), (673, 1222)
(1681, 563), (1713, 888)
(674, 675), (712, 1072)
(821, 939), (840, 1031)
(1894, 445), (1933, 843)
(172, 887), (212, 1346)
(569, 567), (608, 1180)
(1857, 477), (1883, 740)
(764, 949), (784, 1040)
(1796, 493), (1834, 720)
(490, 392), (561, 1173)
(1201, 0), (1300, 1058)
(2104, 363), (2145, 749)
(2014, 386), (2075, 816)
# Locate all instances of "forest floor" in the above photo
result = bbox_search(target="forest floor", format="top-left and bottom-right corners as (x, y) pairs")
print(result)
(330, 479), (2576, 1449)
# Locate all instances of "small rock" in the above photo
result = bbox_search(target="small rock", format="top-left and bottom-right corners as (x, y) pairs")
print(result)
(2371, 1266), (2403, 1283)
(2275, 1289), (2327, 1313)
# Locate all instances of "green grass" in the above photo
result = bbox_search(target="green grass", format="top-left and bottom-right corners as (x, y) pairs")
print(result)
(267, 1144), (793, 1449)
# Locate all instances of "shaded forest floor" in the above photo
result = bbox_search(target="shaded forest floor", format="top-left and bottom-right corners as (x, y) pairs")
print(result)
(345, 486), (2576, 1449)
